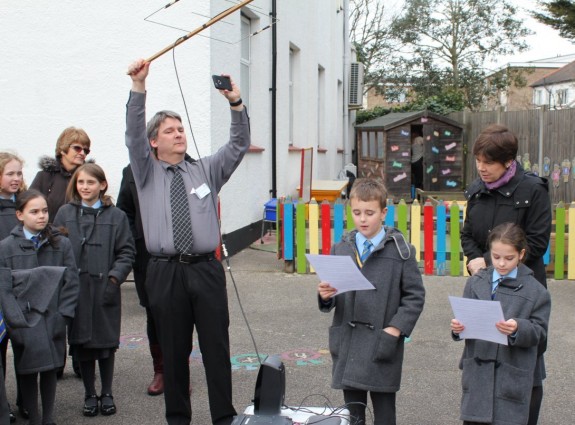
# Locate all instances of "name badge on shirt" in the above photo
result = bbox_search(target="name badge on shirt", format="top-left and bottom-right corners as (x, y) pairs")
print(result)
(192, 183), (211, 199)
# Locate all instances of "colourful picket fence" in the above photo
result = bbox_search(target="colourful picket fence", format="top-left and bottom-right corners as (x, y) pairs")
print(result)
(276, 198), (573, 280)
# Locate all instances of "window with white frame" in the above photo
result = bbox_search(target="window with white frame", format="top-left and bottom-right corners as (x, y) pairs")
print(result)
(533, 89), (544, 106)
(317, 65), (325, 148)
(289, 45), (300, 145)
(556, 88), (568, 106)
(240, 14), (251, 108)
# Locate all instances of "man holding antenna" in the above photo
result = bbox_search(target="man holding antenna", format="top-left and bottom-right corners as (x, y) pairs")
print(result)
(125, 59), (250, 425)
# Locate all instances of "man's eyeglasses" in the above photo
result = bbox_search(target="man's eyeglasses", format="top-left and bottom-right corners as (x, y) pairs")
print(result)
(70, 145), (90, 155)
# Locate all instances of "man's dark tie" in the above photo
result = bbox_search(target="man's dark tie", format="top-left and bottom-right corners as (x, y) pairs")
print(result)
(0, 312), (5, 344)
(169, 166), (194, 254)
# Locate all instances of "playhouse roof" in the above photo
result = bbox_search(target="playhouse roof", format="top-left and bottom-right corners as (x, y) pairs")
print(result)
(355, 110), (462, 131)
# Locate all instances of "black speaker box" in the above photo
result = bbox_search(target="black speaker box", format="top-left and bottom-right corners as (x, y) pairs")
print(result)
(253, 355), (285, 415)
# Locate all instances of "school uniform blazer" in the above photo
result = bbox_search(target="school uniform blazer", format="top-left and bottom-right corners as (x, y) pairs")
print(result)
(462, 163), (551, 286)
(319, 227), (425, 393)
(0, 225), (79, 374)
(454, 265), (550, 425)
(53, 202), (135, 348)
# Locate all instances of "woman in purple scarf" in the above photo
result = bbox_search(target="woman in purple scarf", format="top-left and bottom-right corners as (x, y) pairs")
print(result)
(460, 124), (551, 425)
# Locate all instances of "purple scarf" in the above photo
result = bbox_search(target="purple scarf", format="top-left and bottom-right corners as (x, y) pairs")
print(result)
(484, 161), (517, 190)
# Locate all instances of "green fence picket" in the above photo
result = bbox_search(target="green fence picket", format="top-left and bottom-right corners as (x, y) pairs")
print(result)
(398, 199), (407, 236)
(450, 202), (461, 276)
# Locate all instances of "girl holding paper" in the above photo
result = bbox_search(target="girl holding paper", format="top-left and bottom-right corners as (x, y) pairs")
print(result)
(451, 223), (550, 425)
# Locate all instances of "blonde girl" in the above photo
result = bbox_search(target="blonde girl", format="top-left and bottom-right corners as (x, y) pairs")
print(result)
(0, 152), (27, 421)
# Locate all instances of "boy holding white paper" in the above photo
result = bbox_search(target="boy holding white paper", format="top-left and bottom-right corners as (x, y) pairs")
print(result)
(317, 178), (425, 425)
(451, 223), (551, 425)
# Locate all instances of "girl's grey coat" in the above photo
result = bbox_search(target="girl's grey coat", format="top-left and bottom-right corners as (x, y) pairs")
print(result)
(54, 203), (135, 348)
(0, 225), (79, 374)
(454, 265), (551, 425)
(0, 198), (18, 240)
(319, 227), (425, 393)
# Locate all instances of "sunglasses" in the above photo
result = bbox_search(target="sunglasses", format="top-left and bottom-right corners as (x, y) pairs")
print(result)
(70, 145), (90, 155)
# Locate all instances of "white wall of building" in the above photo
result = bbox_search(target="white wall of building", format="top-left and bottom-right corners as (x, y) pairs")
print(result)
(0, 0), (349, 237)
(533, 82), (575, 109)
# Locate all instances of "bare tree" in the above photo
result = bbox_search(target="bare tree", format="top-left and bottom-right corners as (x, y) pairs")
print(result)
(393, 0), (531, 87)
(349, 0), (400, 93)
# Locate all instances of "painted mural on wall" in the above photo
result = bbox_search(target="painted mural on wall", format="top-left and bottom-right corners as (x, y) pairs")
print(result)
(518, 153), (574, 203)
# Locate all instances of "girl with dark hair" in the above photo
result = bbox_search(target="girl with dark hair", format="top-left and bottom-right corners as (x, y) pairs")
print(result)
(53, 164), (134, 417)
(452, 222), (551, 425)
(0, 189), (79, 425)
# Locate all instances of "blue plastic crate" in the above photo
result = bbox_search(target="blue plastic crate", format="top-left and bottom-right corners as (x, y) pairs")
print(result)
(264, 198), (277, 222)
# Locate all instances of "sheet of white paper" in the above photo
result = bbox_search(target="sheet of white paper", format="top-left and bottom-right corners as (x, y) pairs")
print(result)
(305, 254), (375, 295)
(449, 296), (508, 346)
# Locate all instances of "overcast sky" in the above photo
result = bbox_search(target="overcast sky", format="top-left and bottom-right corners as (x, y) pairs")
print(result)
(380, 0), (575, 68)
(493, 0), (575, 67)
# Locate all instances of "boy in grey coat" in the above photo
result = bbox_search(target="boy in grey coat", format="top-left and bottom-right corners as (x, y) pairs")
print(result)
(318, 178), (425, 425)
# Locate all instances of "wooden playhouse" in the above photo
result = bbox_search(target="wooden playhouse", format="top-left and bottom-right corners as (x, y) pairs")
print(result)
(355, 110), (464, 200)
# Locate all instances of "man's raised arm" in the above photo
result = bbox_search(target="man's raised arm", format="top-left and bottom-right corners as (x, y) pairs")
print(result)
(127, 59), (149, 93)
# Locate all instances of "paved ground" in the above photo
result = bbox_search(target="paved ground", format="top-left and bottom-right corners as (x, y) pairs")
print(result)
(5, 246), (575, 424)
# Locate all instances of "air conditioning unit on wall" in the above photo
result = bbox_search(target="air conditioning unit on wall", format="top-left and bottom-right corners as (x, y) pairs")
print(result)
(349, 62), (364, 109)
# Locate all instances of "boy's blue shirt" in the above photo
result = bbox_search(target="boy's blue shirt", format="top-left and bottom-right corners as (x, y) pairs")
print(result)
(355, 226), (386, 254)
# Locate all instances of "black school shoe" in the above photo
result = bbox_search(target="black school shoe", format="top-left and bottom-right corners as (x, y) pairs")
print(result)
(17, 405), (28, 419)
(83, 395), (99, 417)
(99, 394), (116, 416)
(8, 404), (15, 423)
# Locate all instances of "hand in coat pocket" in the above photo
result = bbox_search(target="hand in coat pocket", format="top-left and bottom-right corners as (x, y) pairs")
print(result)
(103, 278), (119, 306)
(372, 329), (400, 362)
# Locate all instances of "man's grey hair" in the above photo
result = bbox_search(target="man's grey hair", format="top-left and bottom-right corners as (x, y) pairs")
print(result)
(146, 110), (182, 142)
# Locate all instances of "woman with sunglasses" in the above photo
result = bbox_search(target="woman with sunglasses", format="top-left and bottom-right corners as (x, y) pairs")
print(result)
(30, 127), (92, 222)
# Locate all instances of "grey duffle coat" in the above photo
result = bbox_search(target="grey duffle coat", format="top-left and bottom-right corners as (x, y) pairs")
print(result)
(53, 202), (134, 348)
(0, 225), (79, 374)
(319, 227), (425, 393)
(0, 198), (18, 240)
(454, 265), (551, 425)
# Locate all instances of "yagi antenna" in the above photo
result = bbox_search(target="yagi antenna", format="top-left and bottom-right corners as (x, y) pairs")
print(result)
(145, 0), (255, 64)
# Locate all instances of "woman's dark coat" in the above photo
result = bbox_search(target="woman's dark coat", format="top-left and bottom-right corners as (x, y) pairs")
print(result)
(454, 265), (550, 425)
(319, 228), (425, 393)
(462, 163), (551, 286)
(30, 156), (76, 222)
(53, 202), (135, 348)
(116, 164), (150, 306)
(0, 225), (79, 374)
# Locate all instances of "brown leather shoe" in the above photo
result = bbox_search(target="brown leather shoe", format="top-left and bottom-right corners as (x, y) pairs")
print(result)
(147, 372), (164, 396)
